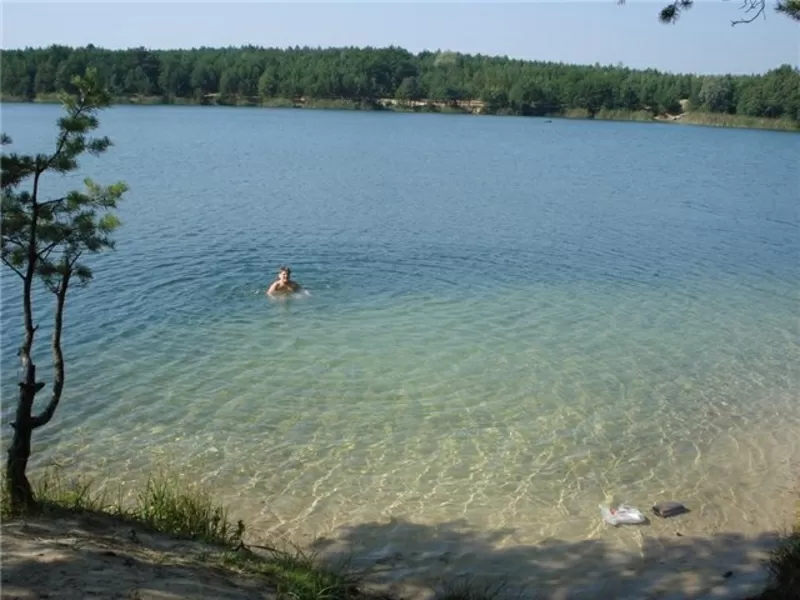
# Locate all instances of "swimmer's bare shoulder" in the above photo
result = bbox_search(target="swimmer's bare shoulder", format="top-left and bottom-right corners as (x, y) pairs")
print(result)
(266, 266), (303, 297)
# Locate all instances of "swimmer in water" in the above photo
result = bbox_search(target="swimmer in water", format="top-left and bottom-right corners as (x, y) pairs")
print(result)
(266, 265), (303, 297)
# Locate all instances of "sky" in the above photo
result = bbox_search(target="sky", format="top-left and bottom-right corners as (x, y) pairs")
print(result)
(1, 1), (798, 75)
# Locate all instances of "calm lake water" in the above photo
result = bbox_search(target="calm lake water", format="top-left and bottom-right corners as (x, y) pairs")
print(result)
(1, 104), (799, 598)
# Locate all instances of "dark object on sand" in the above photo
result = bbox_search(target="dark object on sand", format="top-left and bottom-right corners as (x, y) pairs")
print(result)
(652, 501), (690, 518)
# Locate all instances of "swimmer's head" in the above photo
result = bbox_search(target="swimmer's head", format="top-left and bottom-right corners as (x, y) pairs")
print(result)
(278, 266), (291, 282)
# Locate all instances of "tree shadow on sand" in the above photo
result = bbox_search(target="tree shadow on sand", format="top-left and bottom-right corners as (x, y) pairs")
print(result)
(310, 517), (782, 599)
(1, 510), (786, 600)
(1, 516), (274, 600)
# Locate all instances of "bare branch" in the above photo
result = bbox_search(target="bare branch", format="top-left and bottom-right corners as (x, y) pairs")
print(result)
(1, 258), (26, 280)
(731, 0), (767, 24)
(37, 238), (64, 263)
(3, 233), (62, 275)
(69, 247), (84, 264)
(38, 245), (59, 264)
(628, 0), (794, 25)
(3, 236), (28, 252)
(39, 196), (68, 207)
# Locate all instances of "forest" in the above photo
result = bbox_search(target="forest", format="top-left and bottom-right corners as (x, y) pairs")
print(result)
(1, 45), (798, 123)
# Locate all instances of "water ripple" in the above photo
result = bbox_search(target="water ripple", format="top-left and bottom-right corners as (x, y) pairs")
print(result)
(1, 105), (798, 592)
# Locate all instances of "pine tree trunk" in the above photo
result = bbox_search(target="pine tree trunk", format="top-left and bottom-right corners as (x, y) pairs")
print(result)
(6, 425), (35, 510)
(5, 362), (37, 511)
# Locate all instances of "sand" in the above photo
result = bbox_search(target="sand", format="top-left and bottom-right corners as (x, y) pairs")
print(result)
(312, 519), (781, 600)
(0, 512), (784, 600)
(1, 515), (276, 600)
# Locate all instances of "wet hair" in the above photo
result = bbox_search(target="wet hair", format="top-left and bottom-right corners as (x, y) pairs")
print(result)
(279, 265), (291, 277)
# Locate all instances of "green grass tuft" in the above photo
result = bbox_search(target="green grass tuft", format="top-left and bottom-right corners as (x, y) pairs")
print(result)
(133, 473), (245, 545)
(756, 507), (800, 600)
(215, 543), (361, 600)
(2, 467), (114, 519)
(751, 502), (800, 600)
(2, 467), (245, 546)
(436, 576), (513, 600)
(1, 468), (366, 599)
(766, 532), (800, 596)
(34, 470), (115, 512)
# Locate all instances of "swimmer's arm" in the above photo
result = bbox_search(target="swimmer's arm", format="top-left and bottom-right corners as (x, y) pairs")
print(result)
(266, 281), (280, 296)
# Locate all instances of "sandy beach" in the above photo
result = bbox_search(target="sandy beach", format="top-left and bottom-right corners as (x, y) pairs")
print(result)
(1, 506), (792, 600)
(1, 515), (276, 600)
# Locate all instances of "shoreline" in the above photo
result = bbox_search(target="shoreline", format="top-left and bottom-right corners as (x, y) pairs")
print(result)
(6, 367), (797, 598)
(2, 469), (797, 600)
(0, 510), (780, 600)
(7, 420), (799, 600)
(3, 94), (798, 133)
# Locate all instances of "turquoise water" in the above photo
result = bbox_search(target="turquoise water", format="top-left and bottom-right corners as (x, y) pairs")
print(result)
(1, 104), (799, 595)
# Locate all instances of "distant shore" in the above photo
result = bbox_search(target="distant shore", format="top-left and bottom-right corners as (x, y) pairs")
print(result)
(3, 93), (798, 133)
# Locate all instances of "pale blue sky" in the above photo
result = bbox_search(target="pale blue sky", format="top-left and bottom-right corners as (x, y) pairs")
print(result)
(1, 1), (798, 75)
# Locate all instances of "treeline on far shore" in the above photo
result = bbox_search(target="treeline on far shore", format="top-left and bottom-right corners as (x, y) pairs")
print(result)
(1, 44), (798, 127)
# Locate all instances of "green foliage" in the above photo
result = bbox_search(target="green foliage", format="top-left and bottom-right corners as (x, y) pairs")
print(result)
(757, 506), (800, 600)
(32, 468), (112, 513)
(1, 45), (798, 123)
(2, 66), (128, 513)
(1, 467), (109, 519)
(437, 577), (512, 600)
(216, 546), (361, 600)
(134, 474), (246, 546)
(776, 0), (800, 20)
(395, 75), (423, 103)
(1, 467), (107, 519)
(2, 470), (360, 600)
(764, 531), (800, 598)
(1, 467), (244, 546)
(1, 66), (128, 294)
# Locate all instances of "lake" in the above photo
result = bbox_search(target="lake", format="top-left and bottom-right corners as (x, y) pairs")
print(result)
(1, 104), (799, 598)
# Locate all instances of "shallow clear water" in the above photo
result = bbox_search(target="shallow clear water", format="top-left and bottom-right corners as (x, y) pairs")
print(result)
(1, 104), (799, 596)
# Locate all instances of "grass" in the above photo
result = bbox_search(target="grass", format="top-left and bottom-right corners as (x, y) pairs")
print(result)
(675, 111), (800, 132)
(1, 468), (363, 599)
(753, 505), (800, 600)
(436, 577), (516, 600)
(132, 475), (246, 545)
(5, 467), (245, 546)
(5, 468), (798, 599)
(1, 468), (517, 599)
(214, 545), (361, 600)
(1, 468), (503, 600)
